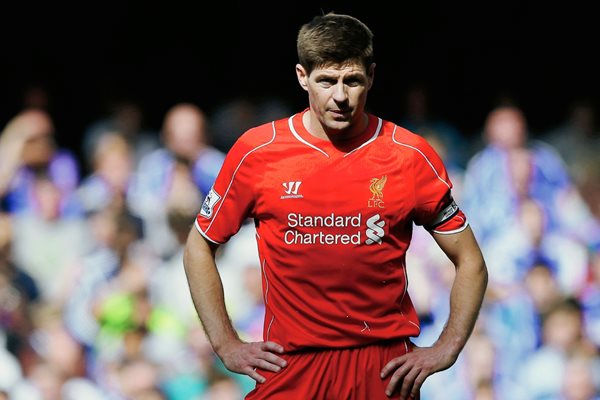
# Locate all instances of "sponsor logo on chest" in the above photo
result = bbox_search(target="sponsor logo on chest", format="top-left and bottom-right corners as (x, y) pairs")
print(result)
(281, 181), (303, 199)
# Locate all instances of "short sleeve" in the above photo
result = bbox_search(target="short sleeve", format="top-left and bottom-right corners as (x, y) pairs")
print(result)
(195, 137), (258, 244)
(411, 138), (468, 234)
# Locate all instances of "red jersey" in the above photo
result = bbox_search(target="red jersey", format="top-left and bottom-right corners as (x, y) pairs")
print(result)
(195, 109), (467, 352)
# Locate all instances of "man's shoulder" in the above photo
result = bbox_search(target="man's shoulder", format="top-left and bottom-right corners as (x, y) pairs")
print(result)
(225, 116), (291, 160)
(387, 122), (429, 147)
(235, 115), (292, 147)
(379, 121), (438, 158)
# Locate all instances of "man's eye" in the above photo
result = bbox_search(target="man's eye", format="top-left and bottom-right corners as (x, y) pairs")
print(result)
(319, 79), (334, 87)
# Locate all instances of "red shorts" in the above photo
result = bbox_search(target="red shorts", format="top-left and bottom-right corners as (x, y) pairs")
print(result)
(245, 339), (413, 400)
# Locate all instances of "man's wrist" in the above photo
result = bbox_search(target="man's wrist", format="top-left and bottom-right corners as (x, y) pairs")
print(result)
(212, 331), (241, 355)
(433, 335), (464, 361)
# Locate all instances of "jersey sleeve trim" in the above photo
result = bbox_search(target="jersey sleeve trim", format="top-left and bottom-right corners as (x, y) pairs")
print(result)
(195, 219), (223, 244)
(391, 125), (452, 190)
(205, 122), (276, 234)
(432, 221), (470, 235)
(424, 198), (459, 229)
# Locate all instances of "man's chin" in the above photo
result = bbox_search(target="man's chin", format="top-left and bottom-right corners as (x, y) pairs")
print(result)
(324, 118), (352, 132)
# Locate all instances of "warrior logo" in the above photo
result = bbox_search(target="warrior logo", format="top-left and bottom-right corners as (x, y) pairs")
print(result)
(365, 214), (385, 245)
(281, 181), (303, 199)
(368, 175), (387, 208)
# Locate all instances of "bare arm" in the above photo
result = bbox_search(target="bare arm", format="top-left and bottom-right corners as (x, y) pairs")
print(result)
(428, 225), (488, 360)
(0, 115), (29, 195)
(183, 227), (287, 382)
(0, 109), (52, 196)
(381, 225), (488, 398)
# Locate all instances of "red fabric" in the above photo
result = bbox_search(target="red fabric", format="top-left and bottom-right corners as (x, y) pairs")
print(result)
(245, 339), (413, 400)
(196, 110), (467, 351)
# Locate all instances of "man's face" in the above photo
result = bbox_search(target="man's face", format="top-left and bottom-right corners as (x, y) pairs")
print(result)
(22, 132), (55, 167)
(297, 62), (374, 135)
(164, 109), (206, 162)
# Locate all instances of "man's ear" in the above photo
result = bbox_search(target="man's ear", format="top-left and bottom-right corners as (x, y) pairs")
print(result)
(367, 63), (376, 90)
(296, 64), (309, 91)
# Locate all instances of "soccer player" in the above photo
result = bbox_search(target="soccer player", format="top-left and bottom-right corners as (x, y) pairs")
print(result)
(183, 12), (488, 400)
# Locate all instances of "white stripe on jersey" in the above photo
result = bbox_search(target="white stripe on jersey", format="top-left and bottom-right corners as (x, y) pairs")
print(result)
(343, 117), (383, 157)
(433, 220), (470, 235)
(391, 125), (452, 190)
(288, 115), (330, 157)
(262, 259), (269, 305)
(195, 219), (221, 244)
(205, 122), (277, 234)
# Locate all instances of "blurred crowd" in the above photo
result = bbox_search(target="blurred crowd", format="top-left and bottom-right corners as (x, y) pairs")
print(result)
(0, 85), (599, 400)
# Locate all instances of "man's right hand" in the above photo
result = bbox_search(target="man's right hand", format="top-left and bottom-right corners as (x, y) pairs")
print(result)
(217, 339), (288, 383)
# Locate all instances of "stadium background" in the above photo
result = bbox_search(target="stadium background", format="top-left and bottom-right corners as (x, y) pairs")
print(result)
(1, 1), (598, 155)
(1, 1), (600, 399)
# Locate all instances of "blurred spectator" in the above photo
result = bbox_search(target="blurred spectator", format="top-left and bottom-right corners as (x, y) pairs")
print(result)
(462, 105), (600, 254)
(200, 372), (243, 400)
(581, 252), (600, 348)
(0, 330), (22, 395)
(419, 329), (499, 400)
(9, 176), (92, 304)
(0, 213), (36, 366)
(0, 109), (81, 216)
(558, 354), (600, 400)
(7, 303), (102, 400)
(544, 98), (600, 221)
(0, 212), (38, 303)
(61, 377), (107, 400)
(75, 131), (136, 215)
(483, 198), (589, 296)
(62, 207), (156, 364)
(147, 184), (201, 334)
(103, 356), (162, 400)
(82, 98), (159, 171)
(518, 297), (598, 399)
(543, 98), (600, 184)
(127, 102), (224, 258)
(233, 262), (265, 343)
(523, 260), (566, 340)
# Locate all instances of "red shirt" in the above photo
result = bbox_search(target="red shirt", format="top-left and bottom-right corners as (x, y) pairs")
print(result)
(196, 110), (467, 351)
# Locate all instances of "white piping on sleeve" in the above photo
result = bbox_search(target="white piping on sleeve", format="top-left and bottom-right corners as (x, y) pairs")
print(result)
(433, 221), (470, 235)
(206, 123), (276, 233)
(194, 219), (222, 244)
(392, 125), (452, 190)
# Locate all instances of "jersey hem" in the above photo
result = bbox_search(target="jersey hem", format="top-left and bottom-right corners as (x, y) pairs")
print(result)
(432, 221), (469, 235)
(195, 220), (223, 244)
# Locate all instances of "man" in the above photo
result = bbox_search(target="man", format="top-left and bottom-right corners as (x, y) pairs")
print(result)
(184, 12), (487, 400)
(128, 102), (225, 258)
(0, 108), (80, 216)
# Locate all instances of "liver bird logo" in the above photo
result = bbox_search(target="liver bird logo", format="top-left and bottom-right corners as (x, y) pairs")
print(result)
(369, 175), (387, 200)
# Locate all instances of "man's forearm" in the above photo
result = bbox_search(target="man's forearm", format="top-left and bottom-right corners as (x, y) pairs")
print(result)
(183, 228), (239, 354)
(436, 256), (488, 359)
(0, 139), (24, 196)
(432, 228), (488, 360)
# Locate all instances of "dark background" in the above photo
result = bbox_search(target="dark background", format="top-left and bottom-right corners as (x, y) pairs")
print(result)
(1, 1), (598, 156)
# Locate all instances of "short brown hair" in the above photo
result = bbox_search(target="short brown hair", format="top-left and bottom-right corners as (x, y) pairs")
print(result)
(297, 12), (374, 75)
